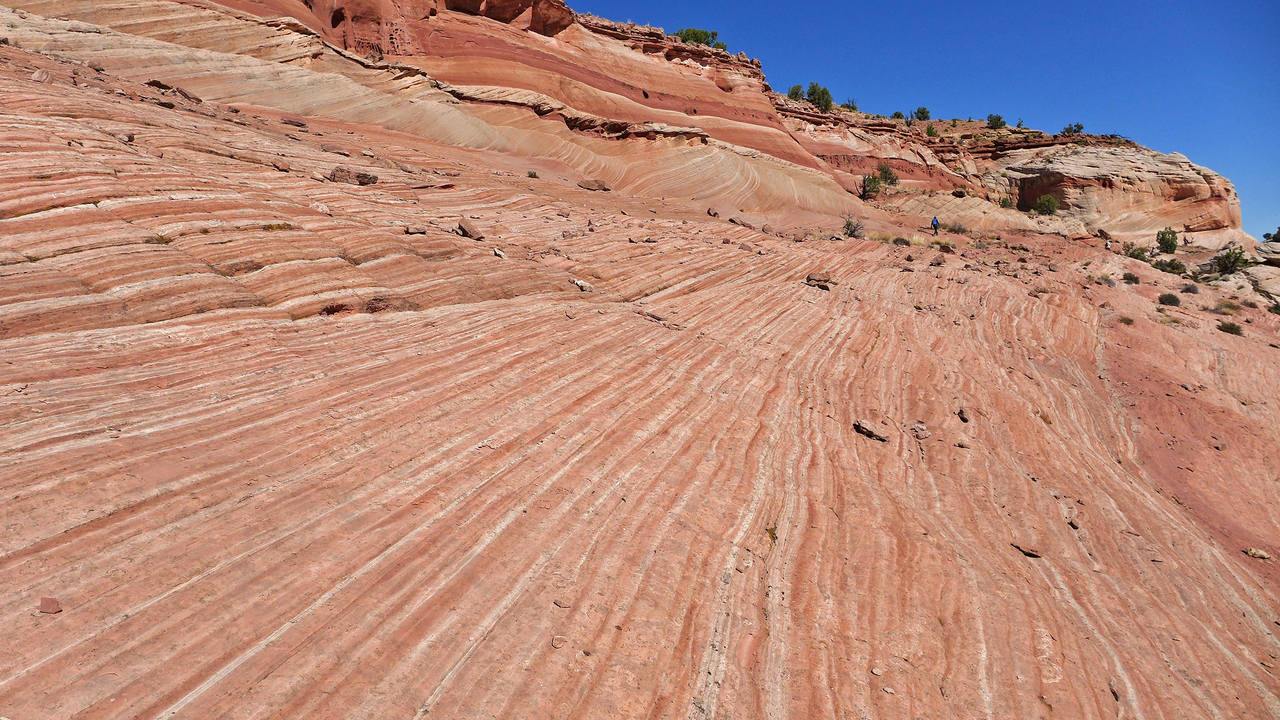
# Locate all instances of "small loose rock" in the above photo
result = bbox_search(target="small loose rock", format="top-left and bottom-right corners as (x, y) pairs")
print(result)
(804, 272), (834, 291)
(456, 219), (484, 240)
(853, 420), (889, 443)
(328, 166), (378, 186)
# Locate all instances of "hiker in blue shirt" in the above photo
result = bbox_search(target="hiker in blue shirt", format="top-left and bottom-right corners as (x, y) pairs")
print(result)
(931, 217), (940, 236)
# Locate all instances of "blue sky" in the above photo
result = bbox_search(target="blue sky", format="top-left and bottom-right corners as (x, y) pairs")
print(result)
(572, 0), (1279, 239)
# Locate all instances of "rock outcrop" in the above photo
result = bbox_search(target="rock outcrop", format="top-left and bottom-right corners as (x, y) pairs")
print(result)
(0, 3), (1276, 720)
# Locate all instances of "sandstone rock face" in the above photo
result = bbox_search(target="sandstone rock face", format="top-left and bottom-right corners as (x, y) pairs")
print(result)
(992, 146), (1245, 246)
(1257, 241), (1280, 266)
(0, 4), (1277, 720)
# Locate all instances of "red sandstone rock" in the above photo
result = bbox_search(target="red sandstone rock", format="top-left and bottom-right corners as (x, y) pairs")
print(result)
(530, 0), (573, 35)
(576, 179), (610, 192)
(328, 166), (378, 185)
(0, 6), (1274, 720)
(39, 597), (62, 614)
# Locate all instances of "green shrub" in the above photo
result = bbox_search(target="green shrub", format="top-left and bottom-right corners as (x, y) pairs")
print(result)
(1211, 299), (1241, 315)
(1158, 293), (1181, 306)
(891, 111), (905, 120)
(1151, 258), (1186, 275)
(1217, 321), (1243, 336)
(858, 174), (883, 200)
(876, 162), (899, 186)
(1016, 118), (1025, 128)
(1263, 226), (1278, 242)
(841, 98), (858, 112)
(1122, 272), (1140, 284)
(674, 28), (725, 49)
(987, 114), (1006, 129)
(1123, 242), (1150, 261)
(913, 107), (931, 121)
(805, 83), (833, 112)
(1212, 246), (1248, 274)
(926, 123), (939, 137)
(1180, 283), (1199, 294)
(999, 197), (1014, 209)
(1033, 194), (1060, 215)
(1269, 304), (1280, 315)
(843, 215), (864, 238)
(787, 85), (804, 101)
(1243, 299), (1259, 309)
(1118, 316), (1134, 325)
(1156, 227), (1179, 254)
(527, 170), (539, 179)
(1060, 122), (1085, 135)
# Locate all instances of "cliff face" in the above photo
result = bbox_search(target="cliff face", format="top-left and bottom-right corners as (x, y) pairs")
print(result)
(1, 3), (1277, 720)
(3, 0), (1247, 244)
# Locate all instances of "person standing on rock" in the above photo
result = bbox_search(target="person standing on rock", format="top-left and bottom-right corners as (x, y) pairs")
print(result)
(932, 217), (940, 236)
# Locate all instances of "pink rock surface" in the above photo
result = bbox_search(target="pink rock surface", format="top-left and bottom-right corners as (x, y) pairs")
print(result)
(0, 5), (1276, 720)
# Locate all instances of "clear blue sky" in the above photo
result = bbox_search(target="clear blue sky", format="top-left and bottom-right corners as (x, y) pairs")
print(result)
(572, 0), (1279, 239)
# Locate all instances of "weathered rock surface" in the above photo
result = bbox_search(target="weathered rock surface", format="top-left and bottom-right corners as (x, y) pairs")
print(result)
(0, 4), (1277, 720)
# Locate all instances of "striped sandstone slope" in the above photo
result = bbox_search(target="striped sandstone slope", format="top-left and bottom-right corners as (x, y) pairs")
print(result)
(0, 5), (1278, 720)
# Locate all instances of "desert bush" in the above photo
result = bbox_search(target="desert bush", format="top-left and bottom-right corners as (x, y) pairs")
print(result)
(1122, 272), (1140, 284)
(1243, 299), (1259, 308)
(913, 107), (931, 121)
(1123, 242), (1150, 261)
(843, 215), (865, 238)
(890, 111), (905, 119)
(1269, 304), (1280, 315)
(926, 123), (939, 137)
(674, 28), (726, 49)
(1217, 321), (1243, 335)
(893, 237), (910, 246)
(1156, 227), (1179, 254)
(1212, 299), (1241, 315)
(858, 174), (883, 200)
(1033, 194), (1060, 215)
(1060, 122), (1085, 135)
(1180, 283), (1200, 294)
(1212, 246), (1248, 274)
(527, 170), (539, 179)
(1000, 197), (1014, 208)
(986, 114), (1006, 129)
(841, 98), (858, 112)
(944, 222), (968, 235)
(1263, 226), (1278, 242)
(806, 83), (833, 112)
(788, 85), (804, 101)
(1158, 293), (1181, 306)
(1118, 316), (1135, 325)
(875, 162), (899, 186)
(1151, 258), (1186, 275)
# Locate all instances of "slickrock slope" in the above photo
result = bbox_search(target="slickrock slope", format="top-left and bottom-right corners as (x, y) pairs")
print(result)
(1, 4), (1278, 720)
